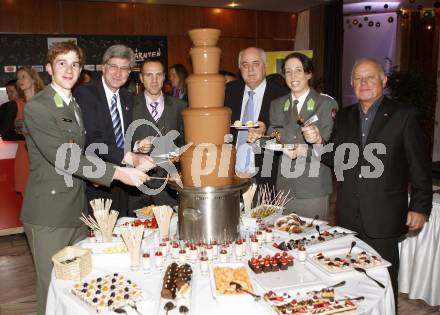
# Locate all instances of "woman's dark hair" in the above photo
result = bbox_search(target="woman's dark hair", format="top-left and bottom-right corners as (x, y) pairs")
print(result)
(169, 64), (188, 87)
(282, 52), (313, 74)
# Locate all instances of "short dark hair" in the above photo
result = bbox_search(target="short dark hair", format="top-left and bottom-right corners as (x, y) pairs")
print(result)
(5, 79), (17, 87)
(282, 52), (313, 74)
(141, 58), (165, 72)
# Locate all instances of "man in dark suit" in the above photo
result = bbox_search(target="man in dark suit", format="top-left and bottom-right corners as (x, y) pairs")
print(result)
(130, 58), (186, 207)
(303, 57), (432, 304)
(74, 45), (148, 217)
(225, 47), (288, 186)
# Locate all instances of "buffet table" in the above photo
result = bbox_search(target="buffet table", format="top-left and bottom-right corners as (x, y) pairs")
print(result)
(398, 194), (440, 306)
(46, 219), (395, 315)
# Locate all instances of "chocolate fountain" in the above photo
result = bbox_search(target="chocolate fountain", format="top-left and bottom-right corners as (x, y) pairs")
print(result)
(171, 28), (249, 243)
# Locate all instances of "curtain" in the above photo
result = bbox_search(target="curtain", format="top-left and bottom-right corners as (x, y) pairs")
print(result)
(324, 0), (343, 105)
(295, 10), (310, 50)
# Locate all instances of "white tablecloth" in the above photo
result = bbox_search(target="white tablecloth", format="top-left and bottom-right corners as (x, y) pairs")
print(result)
(47, 226), (395, 315)
(399, 194), (440, 306)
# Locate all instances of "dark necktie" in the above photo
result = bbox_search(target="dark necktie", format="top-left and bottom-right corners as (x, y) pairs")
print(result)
(110, 94), (124, 149)
(292, 99), (299, 121)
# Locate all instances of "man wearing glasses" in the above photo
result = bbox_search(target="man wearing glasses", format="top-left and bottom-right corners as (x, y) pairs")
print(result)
(225, 47), (288, 186)
(75, 44), (146, 217)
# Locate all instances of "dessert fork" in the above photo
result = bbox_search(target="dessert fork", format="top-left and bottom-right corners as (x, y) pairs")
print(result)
(230, 281), (261, 301)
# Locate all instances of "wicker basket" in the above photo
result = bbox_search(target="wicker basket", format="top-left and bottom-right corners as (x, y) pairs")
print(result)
(52, 246), (92, 281)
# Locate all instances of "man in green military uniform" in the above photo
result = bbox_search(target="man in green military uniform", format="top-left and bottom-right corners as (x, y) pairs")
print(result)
(21, 42), (154, 315)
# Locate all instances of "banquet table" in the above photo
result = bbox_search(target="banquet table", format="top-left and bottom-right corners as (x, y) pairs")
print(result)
(47, 222), (395, 315)
(398, 193), (440, 307)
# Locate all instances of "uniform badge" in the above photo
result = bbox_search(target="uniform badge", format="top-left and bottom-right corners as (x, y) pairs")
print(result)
(331, 107), (337, 119)
(53, 94), (64, 108)
(306, 98), (315, 111)
(283, 98), (291, 112)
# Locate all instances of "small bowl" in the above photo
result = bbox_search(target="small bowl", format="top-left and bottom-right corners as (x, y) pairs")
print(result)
(188, 28), (221, 46)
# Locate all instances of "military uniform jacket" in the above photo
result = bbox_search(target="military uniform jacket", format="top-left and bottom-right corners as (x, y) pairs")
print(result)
(21, 85), (115, 227)
(268, 88), (338, 198)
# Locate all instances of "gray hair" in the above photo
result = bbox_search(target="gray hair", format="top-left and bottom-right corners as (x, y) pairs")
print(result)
(102, 44), (136, 68)
(238, 47), (266, 68)
(351, 57), (386, 83)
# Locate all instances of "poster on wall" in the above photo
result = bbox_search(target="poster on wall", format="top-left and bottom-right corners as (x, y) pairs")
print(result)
(0, 34), (168, 86)
(266, 50), (313, 75)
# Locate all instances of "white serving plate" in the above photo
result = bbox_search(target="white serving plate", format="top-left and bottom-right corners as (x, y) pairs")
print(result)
(251, 258), (322, 291)
(307, 246), (391, 277)
(261, 283), (363, 315)
(230, 122), (259, 129)
(241, 205), (284, 228)
(156, 263), (195, 315)
(262, 143), (299, 152)
(80, 241), (127, 254)
(273, 215), (328, 238)
(270, 226), (356, 254)
(114, 217), (157, 238)
(209, 262), (257, 302)
(79, 242), (130, 267)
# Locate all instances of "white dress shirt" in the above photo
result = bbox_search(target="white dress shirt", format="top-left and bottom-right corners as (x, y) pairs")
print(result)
(102, 77), (125, 135)
(236, 79), (267, 173)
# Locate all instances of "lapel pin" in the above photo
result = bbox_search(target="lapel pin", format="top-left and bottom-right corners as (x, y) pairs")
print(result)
(125, 106), (129, 111)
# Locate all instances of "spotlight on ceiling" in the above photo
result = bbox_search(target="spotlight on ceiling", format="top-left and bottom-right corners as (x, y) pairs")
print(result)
(364, 5), (372, 11)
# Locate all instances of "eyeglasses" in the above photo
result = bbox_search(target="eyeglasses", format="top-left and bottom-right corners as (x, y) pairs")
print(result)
(240, 61), (262, 70)
(106, 63), (131, 74)
(54, 60), (81, 71)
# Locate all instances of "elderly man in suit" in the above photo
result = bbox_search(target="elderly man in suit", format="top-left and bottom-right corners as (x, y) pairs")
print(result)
(21, 42), (152, 315)
(268, 52), (338, 220)
(225, 47), (288, 185)
(302, 57), (432, 304)
(74, 44), (147, 217)
(129, 58), (186, 207)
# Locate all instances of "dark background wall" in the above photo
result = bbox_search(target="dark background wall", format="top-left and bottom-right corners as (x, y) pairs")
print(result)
(0, 0), (297, 75)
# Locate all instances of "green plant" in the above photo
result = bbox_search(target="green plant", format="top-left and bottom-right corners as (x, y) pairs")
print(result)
(386, 68), (436, 156)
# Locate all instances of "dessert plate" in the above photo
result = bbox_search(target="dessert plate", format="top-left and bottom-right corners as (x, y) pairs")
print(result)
(263, 143), (296, 152)
(307, 246), (391, 277)
(230, 122), (259, 129)
(250, 249), (322, 291)
(156, 262), (194, 315)
(209, 262), (257, 302)
(262, 283), (363, 315)
(273, 215), (328, 238)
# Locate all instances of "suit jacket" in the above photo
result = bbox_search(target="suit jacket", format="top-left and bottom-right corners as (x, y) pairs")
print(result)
(21, 85), (115, 227)
(131, 93), (186, 197)
(269, 88), (338, 198)
(323, 97), (432, 238)
(74, 77), (133, 165)
(131, 93), (186, 150)
(74, 78), (134, 215)
(224, 79), (288, 185)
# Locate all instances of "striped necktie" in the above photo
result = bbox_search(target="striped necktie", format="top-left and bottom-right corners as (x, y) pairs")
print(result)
(236, 90), (255, 169)
(110, 94), (124, 149)
(150, 101), (159, 122)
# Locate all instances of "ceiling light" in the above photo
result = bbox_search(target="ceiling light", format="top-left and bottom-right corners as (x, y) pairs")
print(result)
(227, 2), (239, 8)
